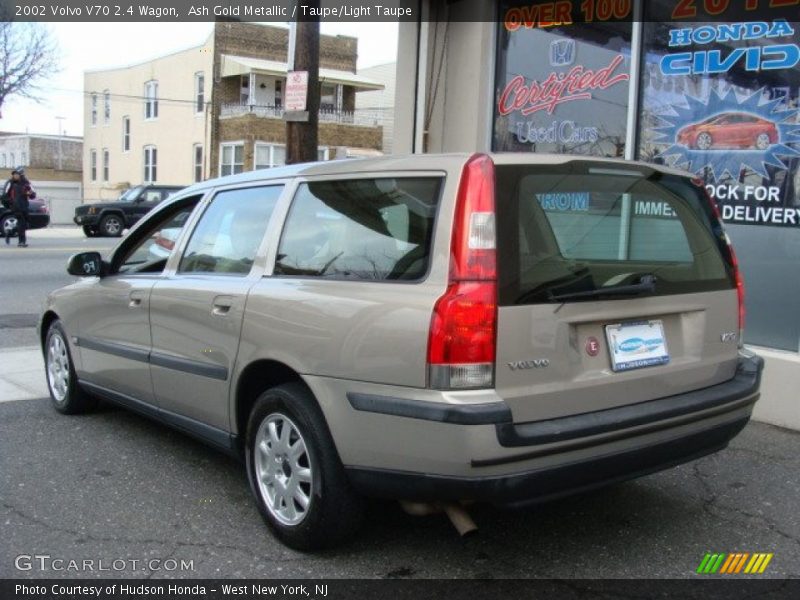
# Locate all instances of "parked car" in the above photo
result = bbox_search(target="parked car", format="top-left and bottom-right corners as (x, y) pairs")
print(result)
(74, 184), (184, 237)
(678, 112), (778, 151)
(41, 154), (763, 550)
(1, 197), (50, 238)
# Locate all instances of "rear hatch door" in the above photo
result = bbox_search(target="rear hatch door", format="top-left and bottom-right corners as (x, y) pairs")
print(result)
(494, 161), (740, 423)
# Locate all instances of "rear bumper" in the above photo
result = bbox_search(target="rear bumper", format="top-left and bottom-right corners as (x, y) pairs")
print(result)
(28, 214), (49, 229)
(346, 417), (749, 506)
(344, 354), (763, 505)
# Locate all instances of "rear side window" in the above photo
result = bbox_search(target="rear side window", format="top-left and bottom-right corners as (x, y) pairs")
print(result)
(496, 164), (734, 305)
(179, 185), (281, 275)
(274, 177), (441, 281)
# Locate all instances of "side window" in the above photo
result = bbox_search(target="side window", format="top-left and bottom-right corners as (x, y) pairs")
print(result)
(144, 190), (162, 202)
(275, 177), (441, 281)
(116, 197), (202, 274)
(179, 186), (282, 276)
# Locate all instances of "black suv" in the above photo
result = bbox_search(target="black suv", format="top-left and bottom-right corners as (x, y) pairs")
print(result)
(74, 184), (184, 237)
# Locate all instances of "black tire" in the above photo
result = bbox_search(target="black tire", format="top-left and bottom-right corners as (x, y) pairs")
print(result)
(44, 320), (97, 415)
(82, 225), (98, 237)
(245, 382), (364, 550)
(99, 213), (124, 237)
(1, 214), (18, 238)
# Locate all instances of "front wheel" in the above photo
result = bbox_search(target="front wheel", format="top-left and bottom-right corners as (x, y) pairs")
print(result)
(45, 320), (96, 414)
(755, 133), (771, 151)
(99, 214), (124, 237)
(245, 383), (364, 550)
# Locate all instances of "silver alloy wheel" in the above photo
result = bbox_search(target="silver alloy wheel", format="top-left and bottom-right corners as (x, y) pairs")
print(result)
(2, 215), (18, 236)
(46, 332), (70, 403)
(103, 216), (122, 236)
(254, 413), (313, 526)
(696, 132), (712, 151)
(756, 133), (771, 150)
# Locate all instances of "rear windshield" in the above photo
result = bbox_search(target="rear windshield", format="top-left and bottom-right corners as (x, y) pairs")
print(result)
(495, 164), (735, 306)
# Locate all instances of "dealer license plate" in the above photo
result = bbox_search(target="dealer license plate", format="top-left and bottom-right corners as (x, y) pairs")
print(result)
(605, 320), (670, 372)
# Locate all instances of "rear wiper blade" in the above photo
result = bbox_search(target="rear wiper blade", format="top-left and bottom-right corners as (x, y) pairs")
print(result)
(548, 274), (657, 302)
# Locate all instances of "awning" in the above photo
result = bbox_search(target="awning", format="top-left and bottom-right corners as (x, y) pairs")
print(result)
(220, 55), (385, 91)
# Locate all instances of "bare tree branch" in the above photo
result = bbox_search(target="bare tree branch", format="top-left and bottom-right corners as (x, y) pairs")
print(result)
(0, 20), (61, 114)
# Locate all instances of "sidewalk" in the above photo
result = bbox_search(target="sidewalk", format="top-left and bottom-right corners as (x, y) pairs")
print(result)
(30, 225), (84, 239)
(0, 346), (47, 402)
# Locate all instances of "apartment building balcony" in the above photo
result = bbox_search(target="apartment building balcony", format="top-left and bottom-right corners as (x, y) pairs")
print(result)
(219, 103), (384, 128)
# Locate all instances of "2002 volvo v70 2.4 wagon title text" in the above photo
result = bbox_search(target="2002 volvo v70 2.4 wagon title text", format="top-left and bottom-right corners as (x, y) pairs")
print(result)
(40, 153), (763, 550)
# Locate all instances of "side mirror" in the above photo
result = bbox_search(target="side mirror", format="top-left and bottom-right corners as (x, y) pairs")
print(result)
(67, 252), (105, 277)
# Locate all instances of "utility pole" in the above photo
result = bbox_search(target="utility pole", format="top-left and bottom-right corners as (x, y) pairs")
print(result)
(285, 0), (320, 164)
(55, 116), (65, 171)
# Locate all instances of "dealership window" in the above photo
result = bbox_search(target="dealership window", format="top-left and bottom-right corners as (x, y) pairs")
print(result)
(193, 144), (203, 183)
(195, 72), (205, 114)
(254, 143), (287, 170)
(90, 93), (98, 126)
(144, 81), (158, 120)
(9, 152), (14, 166)
(122, 116), (130, 152)
(220, 143), (244, 176)
(90, 149), (97, 182)
(102, 148), (109, 182)
(103, 90), (110, 124)
(637, 13), (800, 351)
(143, 145), (157, 182)
(20, 152), (27, 166)
(493, 6), (632, 157)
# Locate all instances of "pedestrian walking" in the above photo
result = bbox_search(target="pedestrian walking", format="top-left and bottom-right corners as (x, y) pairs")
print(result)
(2, 167), (36, 247)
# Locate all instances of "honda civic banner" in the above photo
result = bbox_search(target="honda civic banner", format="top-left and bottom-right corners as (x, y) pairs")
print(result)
(639, 6), (800, 228)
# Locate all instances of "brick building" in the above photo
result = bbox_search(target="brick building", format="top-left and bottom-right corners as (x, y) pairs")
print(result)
(83, 23), (383, 201)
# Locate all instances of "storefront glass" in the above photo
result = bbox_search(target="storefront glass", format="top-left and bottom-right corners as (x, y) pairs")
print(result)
(638, 8), (800, 350)
(493, 3), (633, 157)
(492, 0), (800, 351)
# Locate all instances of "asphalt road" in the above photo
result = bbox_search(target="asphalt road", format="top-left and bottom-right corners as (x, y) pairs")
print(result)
(0, 232), (116, 348)
(1, 231), (799, 580)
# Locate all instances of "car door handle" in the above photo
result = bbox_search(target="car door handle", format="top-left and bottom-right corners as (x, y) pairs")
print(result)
(129, 291), (145, 308)
(212, 296), (235, 316)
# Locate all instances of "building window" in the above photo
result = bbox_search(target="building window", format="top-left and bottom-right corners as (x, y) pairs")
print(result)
(103, 90), (111, 124)
(90, 150), (97, 182)
(0, 154), (5, 167)
(254, 143), (287, 170)
(220, 143), (244, 176)
(193, 144), (203, 183)
(122, 116), (130, 152)
(320, 83), (340, 111)
(20, 151), (27, 166)
(144, 81), (158, 120)
(195, 72), (205, 114)
(9, 152), (15, 167)
(90, 93), (98, 126)
(143, 145), (157, 182)
(318, 147), (329, 162)
(102, 148), (109, 182)
(275, 80), (282, 108)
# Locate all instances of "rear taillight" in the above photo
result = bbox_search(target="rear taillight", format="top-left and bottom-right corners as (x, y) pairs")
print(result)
(427, 154), (497, 390)
(694, 178), (745, 346)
